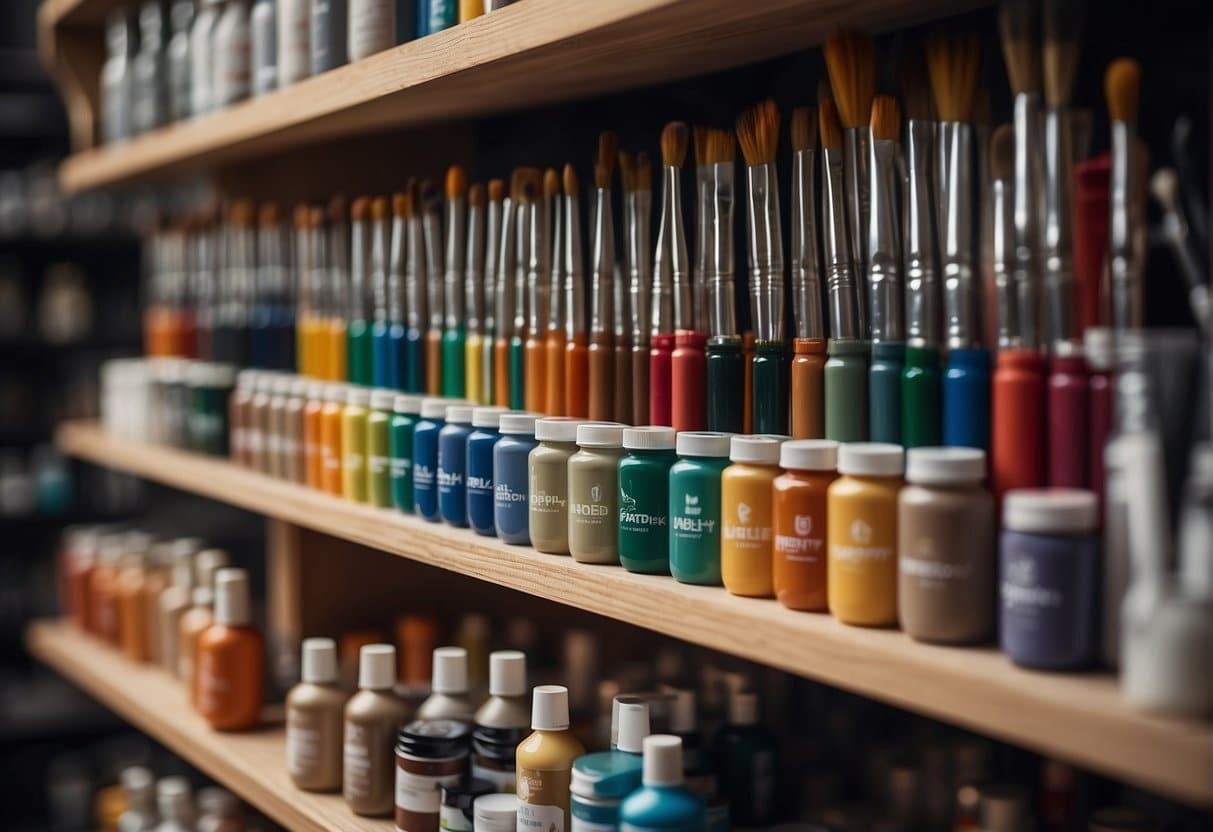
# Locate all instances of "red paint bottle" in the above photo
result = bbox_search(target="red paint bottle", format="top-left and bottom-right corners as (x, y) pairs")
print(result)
(671, 330), (706, 432)
(1047, 342), (1089, 488)
(992, 348), (1046, 502)
(649, 332), (675, 426)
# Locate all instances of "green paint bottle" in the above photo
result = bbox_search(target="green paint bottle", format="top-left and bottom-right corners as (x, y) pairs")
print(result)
(389, 393), (424, 513)
(618, 427), (677, 575)
(901, 344), (941, 447)
(668, 432), (732, 587)
(366, 389), (394, 508)
(824, 338), (869, 442)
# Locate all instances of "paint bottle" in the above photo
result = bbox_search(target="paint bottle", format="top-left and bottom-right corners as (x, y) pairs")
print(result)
(116, 550), (152, 662)
(991, 348), (1046, 501)
(284, 378), (308, 483)
(287, 637), (346, 791)
(790, 337), (827, 439)
(827, 442), (904, 627)
(1047, 341), (1089, 488)
(569, 423), (626, 565)
(494, 412), (539, 544)
(664, 689), (724, 832)
(704, 335), (744, 433)
(413, 398), (449, 521)
(716, 691), (775, 827)
(721, 435), (784, 598)
(393, 719), (471, 832)
(304, 381), (326, 488)
(475, 794), (519, 832)
(516, 685), (586, 832)
(464, 407), (504, 534)
(668, 432), (731, 587)
(348, 0), (395, 60)
(439, 405), (476, 527)
(131, 0), (167, 133)
(196, 568), (264, 730)
(229, 369), (258, 465)
(266, 373), (290, 478)
(1000, 488), (1098, 669)
(249, 372), (274, 473)
(277, 0), (309, 86)
(179, 586), (213, 695)
(250, 0), (276, 96)
(772, 439), (838, 612)
(823, 338), (869, 442)
(472, 650), (529, 792)
(310, 0), (346, 73)
(618, 427), (677, 575)
(342, 386), (371, 502)
(320, 383), (346, 495)
(671, 330), (707, 432)
(167, 0), (193, 121)
(618, 735), (705, 832)
(344, 644), (412, 816)
(901, 344), (941, 447)
(427, 0), (457, 35)
(212, 0), (251, 108)
(157, 539), (199, 675)
(441, 779), (495, 832)
(529, 418), (584, 555)
(390, 394), (424, 512)
(417, 646), (476, 722)
(366, 389), (395, 507)
(942, 347), (991, 451)
(898, 447), (995, 644)
(570, 701), (649, 831)
(869, 341), (904, 443)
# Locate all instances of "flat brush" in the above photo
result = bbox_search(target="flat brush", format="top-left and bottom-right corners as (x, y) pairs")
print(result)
(614, 150), (636, 424)
(588, 131), (617, 422)
(325, 196), (349, 381)
(421, 180), (445, 394)
(293, 204), (316, 376)
(404, 180), (429, 393)
(493, 172), (518, 407)
(464, 182), (487, 403)
(443, 165), (468, 397)
(629, 152), (653, 425)
(544, 168), (567, 415)
(902, 43), (942, 352)
(1106, 58), (1143, 330)
(524, 169), (551, 413)
(653, 122), (690, 428)
(563, 164), (589, 417)
(704, 127), (744, 434)
(790, 106), (826, 439)
(481, 179), (505, 404)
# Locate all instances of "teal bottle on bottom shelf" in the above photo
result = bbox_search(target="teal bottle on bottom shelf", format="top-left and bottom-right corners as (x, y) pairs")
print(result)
(572, 702), (649, 832)
(619, 736), (706, 832)
(901, 344), (941, 447)
(824, 339), (869, 442)
(618, 427), (677, 575)
(868, 341), (904, 443)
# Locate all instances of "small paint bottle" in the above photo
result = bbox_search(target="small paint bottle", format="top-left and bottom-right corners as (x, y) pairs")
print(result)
(266, 373), (290, 477)
(568, 423), (627, 565)
(898, 447), (995, 644)
(721, 435), (785, 598)
(366, 389), (396, 507)
(716, 690), (775, 828)
(619, 735), (705, 832)
(345, 644), (413, 816)
(466, 407), (506, 536)
(319, 383), (346, 495)
(390, 394), (424, 513)
(157, 541), (196, 675)
(827, 442), (904, 627)
(116, 549), (152, 662)
(413, 398), (449, 521)
(348, 0), (397, 61)
(342, 386), (371, 502)
(229, 369), (257, 465)
(196, 568), (264, 730)
(302, 381), (326, 488)
(310, 0), (347, 74)
(618, 426), (677, 575)
(772, 439), (839, 612)
(248, 372), (274, 473)
(1000, 488), (1098, 670)
(668, 432), (732, 587)
(493, 412), (539, 545)
(393, 719), (471, 832)
(472, 650), (529, 791)
(441, 779), (496, 832)
(284, 377), (309, 483)
(439, 405), (476, 527)
(212, 0), (251, 108)
(516, 685), (586, 832)
(276, 0), (310, 87)
(529, 418), (585, 555)
(571, 701), (649, 832)
(286, 637), (346, 791)
(250, 0), (276, 96)
(417, 646), (476, 722)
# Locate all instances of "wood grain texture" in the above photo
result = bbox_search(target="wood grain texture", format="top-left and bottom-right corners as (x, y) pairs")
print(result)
(26, 619), (389, 832)
(53, 0), (982, 193)
(55, 420), (1213, 807)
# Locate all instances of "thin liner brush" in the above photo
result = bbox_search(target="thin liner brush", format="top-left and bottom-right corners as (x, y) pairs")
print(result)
(652, 122), (690, 428)
(325, 196), (349, 381)
(293, 204), (315, 376)
(789, 106), (826, 439)
(563, 164), (589, 417)
(1106, 58), (1143, 330)
(902, 42), (941, 351)
(481, 179), (504, 404)
(421, 180), (445, 394)
(385, 192), (408, 391)
(510, 169), (539, 410)
(614, 149), (636, 424)
(693, 126), (711, 333)
(308, 205), (332, 379)
(544, 169), (567, 415)
(704, 127), (744, 434)
(588, 131), (618, 422)
(346, 197), (372, 384)
(404, 180), (429, 393)
(464, 183), (487, 402)
(443, 165), (468, 396)
(253, 204), (291, 370)
(975, 88), (996, 349)
(493, 172), (519, 407)
(524, 170), (550, 413)
(630, 152), (653, 425)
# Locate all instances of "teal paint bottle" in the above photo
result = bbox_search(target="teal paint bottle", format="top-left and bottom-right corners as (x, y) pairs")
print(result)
(868, 341), (904, 443)
(668, 432), (732, 587)
(618, 427), (677, 575)
(824, 338), (869, 442)
(571, 701), (649, 832)
(901, 344), (941, 447)
(389, 393), (423, 513)
(619, 736), (706, 832)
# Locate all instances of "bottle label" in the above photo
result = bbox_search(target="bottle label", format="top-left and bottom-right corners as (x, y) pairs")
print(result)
(391, 457), (412, 478)
(369, 453), (389, 477)
(671, 490), (716, 539)
(286, 708), (321, 778)
(830, 516), (893, 563)
(414, 464), (435, 490)
(516, 768), (570, 832)
(572, 818), (616, 832)
(345, 452), (365, 473)
(471, 759), (516, 792)
(395, 767), (462, 814)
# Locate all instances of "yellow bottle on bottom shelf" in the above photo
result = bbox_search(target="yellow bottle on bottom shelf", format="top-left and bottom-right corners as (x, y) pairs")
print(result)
(827, 442), (904, 627)
(720, 436), (785, 597)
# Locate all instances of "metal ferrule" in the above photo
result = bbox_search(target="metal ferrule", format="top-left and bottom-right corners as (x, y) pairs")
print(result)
(483, 198), (501, 336)
(589, 186), (615, 338)
(939, 122), (975, 350)
(821, 146), (859, 340)
(745, 163), (785, 343)
(256, 221), (286, 304)
(405, 213), (427, 331)
(791, 148), (824, 340)
(233, 225), (256, 314)
(1012, 91), (1043, 348)
(292, 224), (309, 313)
(867, 137), (903, 343)
(843, 126), (871, 335)
(652, 165), (688, 336)
(327, 219), (347, 319)
(514, 197), (531, 338)
(992, 176), (1020, 348)
(1043, 108), (1075, 349)
(707, 161), (736, 337)
(564, 192), (586, 338)
(494, 197), (516, 340)
(444, 197), (465, 331)
(694, 164), (710, 333)
(1109, 120), (1140, 329)
(628, 189), (652, 347)
(905, 119), (939, 347)
(348, 216), (367, 320)
(526, 198), (547, 336)
(547, 195), (565, 335)
(422, 201), (444, 330)
(464, 200), (485, 334)
(387, 213), (405, 326)
(308, 221), (328, 318)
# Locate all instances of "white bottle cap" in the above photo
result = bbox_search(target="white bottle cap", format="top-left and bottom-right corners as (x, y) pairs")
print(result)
(394, 394), (424, 415)
(728, 690), (759, 725)
(489, 650), (527, 696)
(255, 370), (277, 392)
(499, 412), (539, 435)
(577, 423), (625, 448)
(194, 548), (229, 589)
(676, 431), (732, 458)
(273, 374), (292, 396)
(156, 776), (191, 820)
(1003, 488), (1098, 534)
(370, 389), (396, 411)
(191, 586), (213, 607)
(837, 442), (904, 476)
(905, 447), (986, 484)
(291, 377), (310, 398)
(237, 369), (259, 389)
(347, 386), (371, 407)
(473, 793), (518, 832)
(308, 381), (326, 402)
(446, 405), (475, 425)
(615, 701), (651, 753)
(212, 568), (250, 627)
(641, 735), (684, 787)
(324, 383), (347, 403)
(531, 684), (570, 730)
(431, 646), (469, 694)
(301, 637), (338, 685)
(421, 397), (467, 419)
(121, 766), (153, 796)
(780, 439), (839, 471)
(730, 434), (783, 464)
(667, 688), (696, 733)
(534, 417), (585, 442)
(472, 406), (508, 428)
(358, 643), (397, 690)
(1083, 326), (1115, 370)
(623, 426), (676, 451)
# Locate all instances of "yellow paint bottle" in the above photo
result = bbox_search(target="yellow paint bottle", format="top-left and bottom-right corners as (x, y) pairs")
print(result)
(466, 333), (484, 403)
(328, 318), (348, 382)
(720, 435), (785, 598)
(341, 386), (370, 502)
(827, 442), (904, 627)
(319, 383), (346, 496)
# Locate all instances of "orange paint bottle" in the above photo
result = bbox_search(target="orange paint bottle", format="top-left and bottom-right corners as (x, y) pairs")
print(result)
(196, 568), (264, 731)
(115, 551), (152, 662)
(303, 381), (326, 489)
(772, 439), (839, 611)
(319, 383), (346, 495)
(720, 435), (784, 598)
(790, 338), (827, 438)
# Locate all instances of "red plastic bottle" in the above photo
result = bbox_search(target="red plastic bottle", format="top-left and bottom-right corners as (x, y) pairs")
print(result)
(670, 330), (706, 432)
(1047, 344), (1089, 488)
(649, 333), (675, 426)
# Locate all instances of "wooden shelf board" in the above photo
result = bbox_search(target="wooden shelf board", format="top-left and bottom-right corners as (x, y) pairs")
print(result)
(54, 421), (1213, 807)
(26, 619), (388, 832)
(53, 0), (979, 193)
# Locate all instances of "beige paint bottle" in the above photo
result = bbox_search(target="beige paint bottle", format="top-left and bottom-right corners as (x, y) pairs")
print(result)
(416, 646), (476, 722)
(287, 638), (347, 792)
(516, 685), (585, 832)
(344, 644), (412, 816)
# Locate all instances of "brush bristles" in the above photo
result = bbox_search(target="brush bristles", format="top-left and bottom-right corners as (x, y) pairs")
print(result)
(327, 194), (347, 224)
(693, 125), (708, 166)
(974, 87), (992, 126)
(543, 169), (559, 199)
(816, 79), (833, 107)
(229, 200), (254, 227)
(818, 97), (843, 151)
(563, 163), (579, 197)
(511, 167), (542, 203)
(1105, 58), (1141, 124)
(469, 183), (486, 207)
(900, 42), (935, 121)
(596, 131), (618, 189)
(999, 0), (1042, 95)
(294, 204), (310, 228)
(488, 178), (505, 203)
(618, 150), (635, 192)
(258, 202), (280, 228)
(661, 121), (689, 168)
(790, 106), (817, 152)
(736, 99), (780, 167)
(870, 95), (900, 141)
(371, 196), (388, 221)
(824, 29), (876, 130)
(636, 152), (651, 191)
(708, 128), (735, 165)
(309, 206), (325, 230)
(351, 196), (370, 222)
(991, 124), (1016, 181)
(446, 165), (467, 200)
(392, 192), (410, 218)
(1044, 0), (1085, 107)
(926, 29), (980, 123)
(520, 179), (537, 204)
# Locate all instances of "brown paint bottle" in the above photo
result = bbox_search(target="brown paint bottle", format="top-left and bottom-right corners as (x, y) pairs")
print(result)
(196, 568), (264, 730)
(287, 637), (348, 792)
(344, 644), (413, 816)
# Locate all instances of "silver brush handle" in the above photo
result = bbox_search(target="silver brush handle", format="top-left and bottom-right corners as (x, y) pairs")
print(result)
(844, 126), (871, 337)
(791, 149), (824, 340)
(708, 161), (736, 338)
(589, 187), (614, 336)
(1012, 92), (1043, 349)
(746, 163), (784, 342)
(422, 208), (444, 330)
(465, 204), (485, 333)
(905, 119), (939, 347)
(992, 177), (1019, 348)
(867, 138), (903, 343)
(822, 148), (859, 340)
(564, 195), (585, 338)
(629, 190), (652, 346)
(1043, 108), (1075, 349)
(444, 198), (465, 331)
(941, 122), (975, 350)
(1110, 120), (1141, 330)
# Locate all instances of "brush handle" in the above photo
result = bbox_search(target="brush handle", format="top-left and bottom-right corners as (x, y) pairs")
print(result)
(565, 336), (589, 418)
(545, 332), (566, 416)
(425, 328), (443, 395)
(348, 319), (373, 385)
(942, 347), (990, 451)
(442, 328), (466, 398)
(631, 346), (649, 426)
(868, 341), (904, 444)
(327, 319), (348, 382)
(706, 336), (745, 434)
(588, 333), (613, 421)
(493, 337), (510, 407)
(1047, 353), (1090, 488)
(385, 324), (406, 391)
(465, 333), (484, 403)
(992, 348), (1046, 501)
(613, 343), (633, 424)
(824, 339), (868, 443)
(790, 338), (825, 439)
(671, 330), (706, 432)
(405, 327), (426, 392)
(901, 345), (941, 448)
(524, 335), (546, 413)
(648, 333), (674, 426)
(752, 340), (789, 435)
(1074, 157), (1110, 333)
(508, 336), (525, 410)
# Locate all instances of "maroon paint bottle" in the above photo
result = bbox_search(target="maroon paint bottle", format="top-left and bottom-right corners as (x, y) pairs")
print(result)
(1047, 342), (1089, 488)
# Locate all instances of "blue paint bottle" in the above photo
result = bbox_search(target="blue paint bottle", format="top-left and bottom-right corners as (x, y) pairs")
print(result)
(493, 412), (539, 545)
(571, 701), (649, 832)
(466, 406), (506, 535)
(942, 347), (991, 451)
(413, 397), (448, 521)
(618, 735), (705, 832)
(438, 404), (475, 527)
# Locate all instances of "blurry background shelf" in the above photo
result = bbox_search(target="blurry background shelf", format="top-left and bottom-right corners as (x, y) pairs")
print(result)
(54, 419), (1213, 808)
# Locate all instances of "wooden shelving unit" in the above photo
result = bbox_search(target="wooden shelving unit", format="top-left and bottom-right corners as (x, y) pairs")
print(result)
(52, 420), (1213, 808)
(26, 619), (388, 832)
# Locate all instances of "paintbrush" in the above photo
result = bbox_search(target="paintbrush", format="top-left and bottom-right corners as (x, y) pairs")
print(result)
(703, 126), (744, 434)
(348, 195), (372, 386)
(404, 180), (429, 393)
(464, 182), (487, 402)
(789, 106), (826, 439)
(525, 169), (550, 413)
(421, 180), (445, 393)
(819, 97), (860, 343)
(651, 122), (690, 427)
(991, 125), (1020, 347)
(630, 151), (653, 425)
(563, 163), (589, 417)
(902, 42), (941, 351)
(307, 204), (332, 379)
(693, 126), (711, 334)
(493, 171), (519, 407)
(325, 196), (349, 381)
(291, 204), (312, 375)
(1151, 169), (1210, 332)
(1106, 58), (1143, 330)
(481, 179), (505, 404)
(442, 165), (468, 396)
(589, 131), (618, 421)
(615, 149), (636, 424)
(383, 192), (408, 391)
(543, 169), (566, 414)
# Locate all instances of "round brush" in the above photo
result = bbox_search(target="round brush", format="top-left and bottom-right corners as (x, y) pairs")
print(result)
(403, 180), (429, 393)
(358, 195), (382, 388)
(789, 106), (826, 439)
(562, 164), (590, 417)
(324, 197), (348, 381)
(545, 169), (568, 415)
(703, 127), (745, 434)
(653, 122), (691, 428)
(443, 165), (468, 397)
(464, 182), (487, 402)
(420, 180), (445, 394)
(480, 179), (505, 404)
(588, 131), (618, 421)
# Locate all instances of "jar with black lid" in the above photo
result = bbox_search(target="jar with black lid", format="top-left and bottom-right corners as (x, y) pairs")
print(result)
(471, 724), (527, 793)
(395, 719), (471, 832)
(440, 777), (495, 832)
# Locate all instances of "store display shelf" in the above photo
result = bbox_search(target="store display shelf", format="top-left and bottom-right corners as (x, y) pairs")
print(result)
(54, 420), (1213, 807)
(26, 619), (389, 832)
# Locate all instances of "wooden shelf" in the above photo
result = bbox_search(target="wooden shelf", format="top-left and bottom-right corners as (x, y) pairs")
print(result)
(26, 619), (387, 832)
(50, 0), (977, 193)
(55, 420), (1213, 807)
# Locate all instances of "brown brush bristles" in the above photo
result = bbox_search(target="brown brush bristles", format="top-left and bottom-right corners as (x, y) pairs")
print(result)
(1044, 0), (1085, 107)
(371, 196), (388, 221)
(469, 183), (486, 207)
(790, 106), (817, 152)
(596, 132), (618, 189)
(351, 196), (370, 222)
(511, 167), (541, 203)
(824, 29), (876, 129)
(818, 97), (843, 151)
(294, 204), (310, 228)
(713, 129), (736, 165)
(446, 165), (467, 199)
(309, 206), (325, 230)
(563, 164), (579, 197)
(900, 41), (935, 121)
(488, 179), (505, 203)
(926, 29), (980, 123)
(543, 169), (559, 199)
(816, 79), (833, 107)
(870, 95), (900, 142)
(519, 178), (536, 204)
(618, 150), (635, 192)
(258, 202), (280, 227)
(991, 124), (1016, 181)
(636, 152), (651, 191)
(693, 126), (708, 166)
(393, 192), (410, 218)
(1105, 58), (1141, 124)
(327, 194), (346, 224)
(661, 122), (688, 168)
(229, 199), (254, 227)
(736, 99), (780, 167)
(999, 0), (1041, 95)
